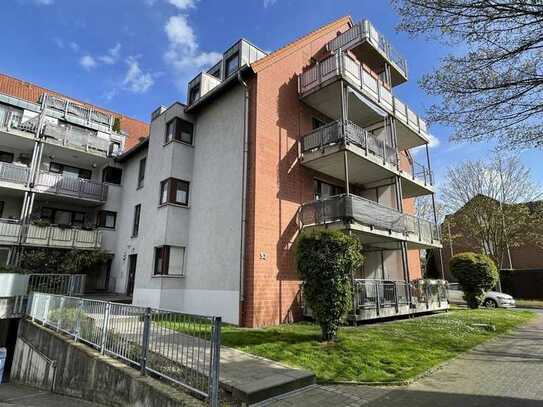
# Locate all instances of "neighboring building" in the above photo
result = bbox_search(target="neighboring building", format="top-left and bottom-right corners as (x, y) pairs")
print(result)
(439, 194), (543, 281)
(0, 16), (441, 327)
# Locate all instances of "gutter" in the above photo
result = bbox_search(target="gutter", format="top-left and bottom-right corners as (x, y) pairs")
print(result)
(237, 70), (249, 309)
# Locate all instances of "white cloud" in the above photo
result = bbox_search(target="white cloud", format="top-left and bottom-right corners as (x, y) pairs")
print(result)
(427, 133), (440, 148)
(167, 0), (197, 9)
(98, 43), (121, 65)
(164, 14), (221, 88)
(263, 0), (277, 7)
(123, 57), (155, 93)
(69, 42), (80, 52)
(79, 55), (97, 70)
(34, 0), (54, 5)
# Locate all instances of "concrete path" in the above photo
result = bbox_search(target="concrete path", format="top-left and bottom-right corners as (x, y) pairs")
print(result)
(257, 311), (543, 406)
(0, 383), (105, 406)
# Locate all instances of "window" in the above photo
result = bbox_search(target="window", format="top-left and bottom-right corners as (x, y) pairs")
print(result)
(209, 65), (221, 79)
(159, 178), (189, 206)
(165, 118), (194, 145)
(40, 207), (86, 226)
(102, 166), (123, 185)
(137, 158), (146, 189)
(0, 201), (4, 218)
(225, 52), (239, 77)
(49, 162), (91, 180)
(132, 204), (141, 237)
(109, 141), (121, 156)
(314, 179), (344, 200)
(188, 84), (200, 105)
(312, 118), (325, 130)
(154, 245), (185, 276)
(0, 151), (14, 163)
(97, 210), (117, 229)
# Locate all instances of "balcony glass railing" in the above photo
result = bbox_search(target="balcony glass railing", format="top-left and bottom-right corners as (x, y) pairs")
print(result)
(42, 122), (111, 156)
(0, 162), (29, 186)
(298, 194), (440, 244)
(301, 120), (432, 186)
(299, 52), (428, 141)
(35, 171), (108, 201)
(327, 20), (408, 78)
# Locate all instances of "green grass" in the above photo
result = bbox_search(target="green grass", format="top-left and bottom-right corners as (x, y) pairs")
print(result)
(209, 309), (535, 383)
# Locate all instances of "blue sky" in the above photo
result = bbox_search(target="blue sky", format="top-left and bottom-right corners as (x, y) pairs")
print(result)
(2, 0), (541, 186)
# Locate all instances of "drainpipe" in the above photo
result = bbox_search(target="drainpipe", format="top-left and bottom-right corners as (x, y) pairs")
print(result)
(237, 71), (250, 316)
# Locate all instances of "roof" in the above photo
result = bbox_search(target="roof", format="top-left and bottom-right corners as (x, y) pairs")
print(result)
(0, 73), (149, 150)
(115, 137), (149, 163)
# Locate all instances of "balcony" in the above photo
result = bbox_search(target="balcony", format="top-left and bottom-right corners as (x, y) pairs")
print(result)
(327, 20), (408, 86)
(303, 279), (448, 322)
(35, 172), (108, 202)
(0, 162), (29, 188)
(298, 52), (429, 150)
(298, 194), (441, 248)
(0, 219), (102, 249)
(42, 122), (112, 157)
(300, 120), (433, 197)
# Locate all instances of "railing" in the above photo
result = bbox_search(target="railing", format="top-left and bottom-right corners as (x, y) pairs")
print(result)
(327, 20), (408, 78)
(0, 111), (39, 135)
(399, 153), (433, 186)
(35, 171), (108, 201)
(0, 161), (29, 185)
(298, 194), (440, 244)
(44, 95), (113, 128)
(298, 52), (429, 142)
(0, 218), (21, 244)
(42, 122), (111, 156)
(24, 224), (102, 249)
(27, 292), (221, 406)
(27, 274), (86, 296)
(301, 120), (398, 167)
(354, 279), (447, 310)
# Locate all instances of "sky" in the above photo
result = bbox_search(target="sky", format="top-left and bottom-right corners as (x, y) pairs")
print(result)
(1, 0), (542, 187)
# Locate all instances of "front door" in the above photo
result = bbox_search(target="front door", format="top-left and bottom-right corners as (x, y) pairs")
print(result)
(126, 254), (137, 296)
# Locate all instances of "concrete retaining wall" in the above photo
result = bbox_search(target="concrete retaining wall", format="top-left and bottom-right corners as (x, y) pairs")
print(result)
(11, 319), (203, 407)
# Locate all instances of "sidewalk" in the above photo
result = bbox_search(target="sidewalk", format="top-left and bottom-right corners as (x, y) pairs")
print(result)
(0, 383), (105, 406)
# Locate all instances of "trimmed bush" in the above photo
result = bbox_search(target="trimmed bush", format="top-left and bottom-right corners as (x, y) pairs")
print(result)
(450, 252), (499, 308)
(296, 230), (363, 341)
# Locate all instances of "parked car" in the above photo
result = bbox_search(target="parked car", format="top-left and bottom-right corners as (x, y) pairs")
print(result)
(447, 283), (516, 308)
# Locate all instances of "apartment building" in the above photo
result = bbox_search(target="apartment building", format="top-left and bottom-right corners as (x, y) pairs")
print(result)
(0, 16), (442, 327)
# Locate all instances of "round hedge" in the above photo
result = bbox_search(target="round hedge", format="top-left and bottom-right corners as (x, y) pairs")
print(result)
(450, 252), (499, 308)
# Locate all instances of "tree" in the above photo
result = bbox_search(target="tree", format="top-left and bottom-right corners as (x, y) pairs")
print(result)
(296, 230), (363, 341)
(440, 154), (543, 268)
(20, 248), (109, 275)
(391, 1), (543, 149)
(450, 252), (499, 308)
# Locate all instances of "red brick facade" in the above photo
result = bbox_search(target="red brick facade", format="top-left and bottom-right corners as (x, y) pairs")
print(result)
(241, 17), (422, 327)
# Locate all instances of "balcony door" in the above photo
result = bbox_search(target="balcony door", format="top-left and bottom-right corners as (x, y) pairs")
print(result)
(126, 254), (137, 296)
(314, 179), (344, 200)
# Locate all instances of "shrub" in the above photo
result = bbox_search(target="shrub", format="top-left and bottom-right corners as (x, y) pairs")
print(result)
(296, 230), (363, 341)
(450, 252), (499, 308)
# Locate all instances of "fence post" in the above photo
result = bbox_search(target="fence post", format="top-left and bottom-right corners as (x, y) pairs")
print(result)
(57, 296), (65, 332)
(140, 307), (151, 375)
(425, 284), (430, 310)
(74, 299), (83, 342)
(44, 295), (51, 325)
(375, 282), (380, 316)
(208, 316), (221, 407)
(394, 283), (399, 313)
(100, 302), (111, 354)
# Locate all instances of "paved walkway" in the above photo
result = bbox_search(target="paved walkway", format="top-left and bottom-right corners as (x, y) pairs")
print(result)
(257, 311), (543, 406)
(0, 384), (105, 406)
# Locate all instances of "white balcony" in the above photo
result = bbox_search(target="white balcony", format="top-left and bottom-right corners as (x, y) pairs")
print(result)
(34, 171), (108, 202)
(298, 52), (430, 150)
(0, 162), (29, 188)
(42, 122), (112, 157)
(0, 219), (102, 249)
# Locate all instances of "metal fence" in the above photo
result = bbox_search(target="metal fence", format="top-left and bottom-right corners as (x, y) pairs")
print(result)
(27, 274), (86, 296)
(27, 293), (221, 406)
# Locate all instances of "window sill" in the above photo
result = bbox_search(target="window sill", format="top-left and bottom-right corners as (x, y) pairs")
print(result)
(152, 274), (185, 279)
(163, 140), (194, 148)
(158, 203), (190, 209)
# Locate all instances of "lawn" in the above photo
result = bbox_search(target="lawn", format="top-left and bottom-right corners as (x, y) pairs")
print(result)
(213, 309), (535, 383)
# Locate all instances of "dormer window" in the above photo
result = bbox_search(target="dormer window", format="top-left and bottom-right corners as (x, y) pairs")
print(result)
(188, 83), (201, 105)
(209, 65), (221, 79)
(225, 52), (239, 77)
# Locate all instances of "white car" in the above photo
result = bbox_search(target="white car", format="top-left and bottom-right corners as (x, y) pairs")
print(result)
(447, 283), (516, 308)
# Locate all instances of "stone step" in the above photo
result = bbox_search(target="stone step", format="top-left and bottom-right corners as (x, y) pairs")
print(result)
(219, 347), (316, 405)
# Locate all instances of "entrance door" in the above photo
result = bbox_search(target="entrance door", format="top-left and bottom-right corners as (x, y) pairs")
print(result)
(126, 254), (137, 296)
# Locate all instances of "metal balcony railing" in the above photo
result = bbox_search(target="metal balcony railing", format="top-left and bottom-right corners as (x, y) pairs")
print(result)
(27, 274), (86, 296)
(0, 161), (29, 185)
(327, 20), (408, 78)
(42, 122), (111, 156)
(298, 194), (440, 244)
(35, 171), (108, 201)
(44, 95), (113, 128)
(298, 52), (429, 141)
(0, 219), (102, 249)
